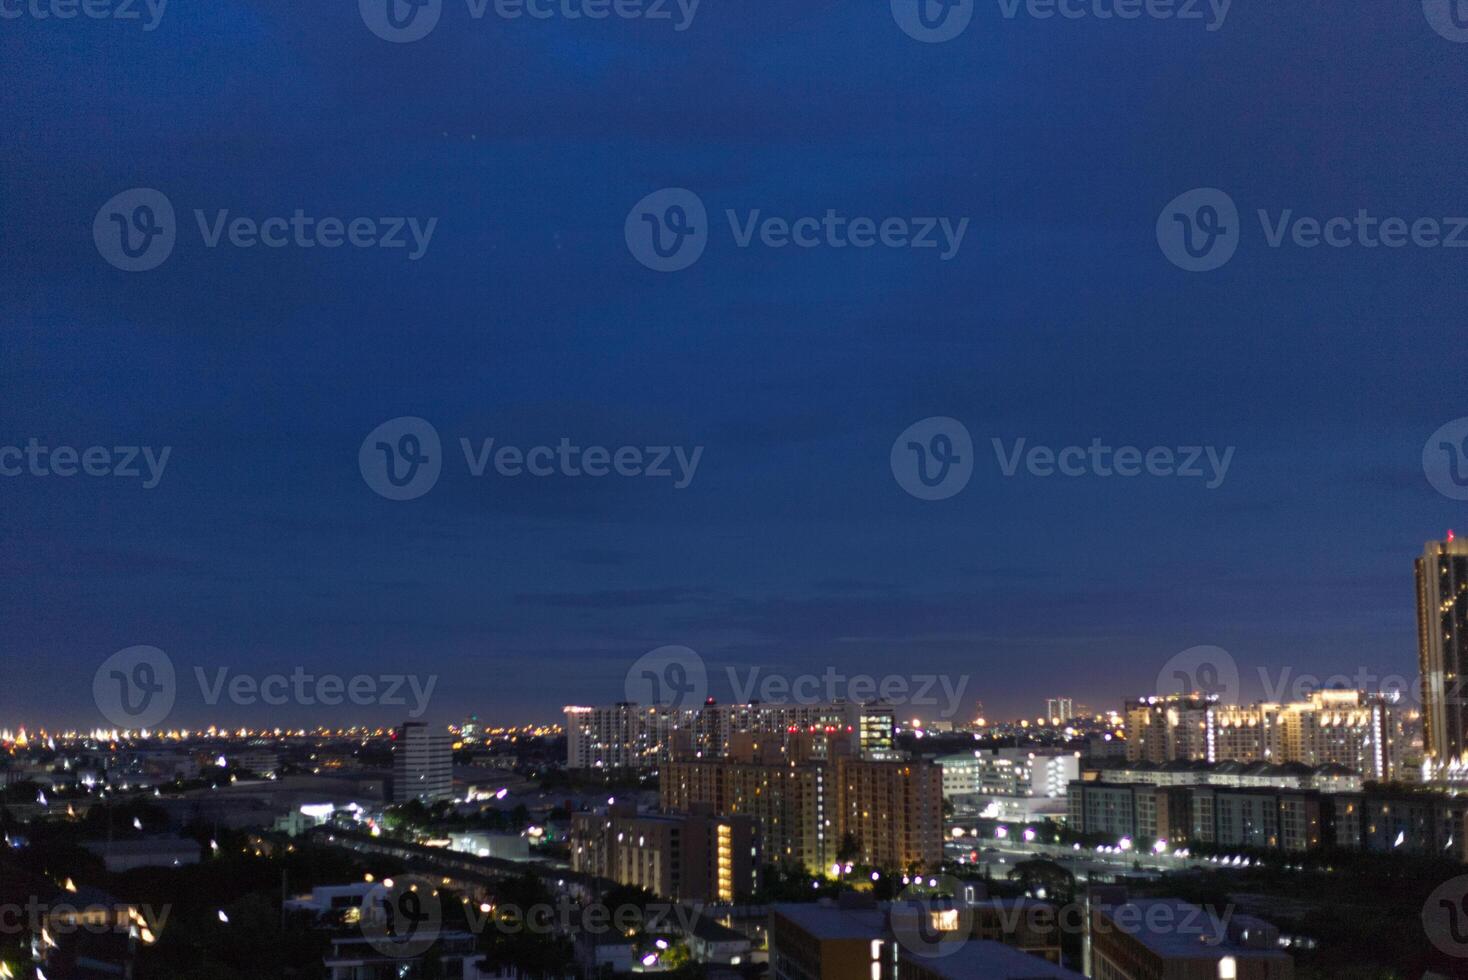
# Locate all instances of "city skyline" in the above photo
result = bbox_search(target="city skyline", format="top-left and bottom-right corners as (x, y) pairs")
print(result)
(5, 2), (1468, 977)
(0, 609), (1437, 732)
(2, 512), (1459, 729)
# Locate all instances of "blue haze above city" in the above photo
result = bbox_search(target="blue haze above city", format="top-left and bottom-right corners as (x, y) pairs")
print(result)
(3, 0), (1467, 728)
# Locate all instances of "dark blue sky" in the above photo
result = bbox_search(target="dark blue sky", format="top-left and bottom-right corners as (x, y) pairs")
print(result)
(3, 1), (1467, 728)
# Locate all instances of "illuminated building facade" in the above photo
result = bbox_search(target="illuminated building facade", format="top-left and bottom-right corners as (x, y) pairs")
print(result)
(1212, 690), (1398, 780)
(938, 747), (1081, 799)
(1418, 533), (1468, 776)
(1124, 695), (1218, 764)
(1046, 697), (1075, 722)
(662, 747), (942, 875)
(835, 758), (944, 873)
(663, 755), (833, 873)
(564, 700), (897, 770)
(562, 703), (698, 770)
(570, 801), (758, 903)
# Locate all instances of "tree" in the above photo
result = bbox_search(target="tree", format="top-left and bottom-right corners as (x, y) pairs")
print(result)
(1006, 858), (1074, 904)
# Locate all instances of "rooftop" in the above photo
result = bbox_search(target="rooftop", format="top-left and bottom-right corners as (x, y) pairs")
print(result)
(81, 837), (202, 855)
(1095, 899), (1289, 961)
(771, 902), (887, 941)
(1088, 758), (1357, 780)
(690, 916), (752, 943)
(901, 940), (1084, 978)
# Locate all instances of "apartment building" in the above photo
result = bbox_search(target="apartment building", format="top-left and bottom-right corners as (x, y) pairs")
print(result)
(1213, 690), (1398, 780)
(1087, 897), (1293, 980)
(1069, 778), (1468, 858)
(564, 700), (897, 770)
(938, 747), (1080, 798)
(570, 801), (759, 902)
(663, 742), (941, 874)
(1124, 695), (1218, 764)
(769, 897), (1081, 980)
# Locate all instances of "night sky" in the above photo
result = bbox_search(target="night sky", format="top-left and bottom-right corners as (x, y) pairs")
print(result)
(3, 1), (1467, 728)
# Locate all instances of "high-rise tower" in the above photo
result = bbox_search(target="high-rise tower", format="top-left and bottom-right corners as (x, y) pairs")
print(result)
(392, 721), (453, 803)
(1417, 533), (1468, 771)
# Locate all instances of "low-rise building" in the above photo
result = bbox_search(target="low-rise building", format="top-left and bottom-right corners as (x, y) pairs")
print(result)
(1332, 789), (1468, 858)
(1069, 780), (1329, 852)
(939, 748), (1079, 799)
(444, 831), (530, 862)
(687, 916), (754, 967)
(1082, 759), (1362, 793)
(1069, 777), (1468, 858)
(1087, 897), (1293, 980)
(284, 882), (376, 922)
(0, 870), (143, 980)
(770, 898), (1081, 980)
(770, 901), (897, 980)
(325, 932), (479, 980)
(81, 836), (203, 872)
(897, 942), (1083, 980)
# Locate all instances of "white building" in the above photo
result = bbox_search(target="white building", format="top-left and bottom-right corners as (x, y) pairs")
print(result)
(938, 748), (1080, 799)
(1046, 697), (1075, 722)
(564, 700), (897, 769)
(446, 831), (530, 861)
(392, 722), (453, 803)
(1083, 759), (1363, 793)
(939, 748), (1079, 824)
(284, 882), (375, 916)
(563, 703), (697, 770)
